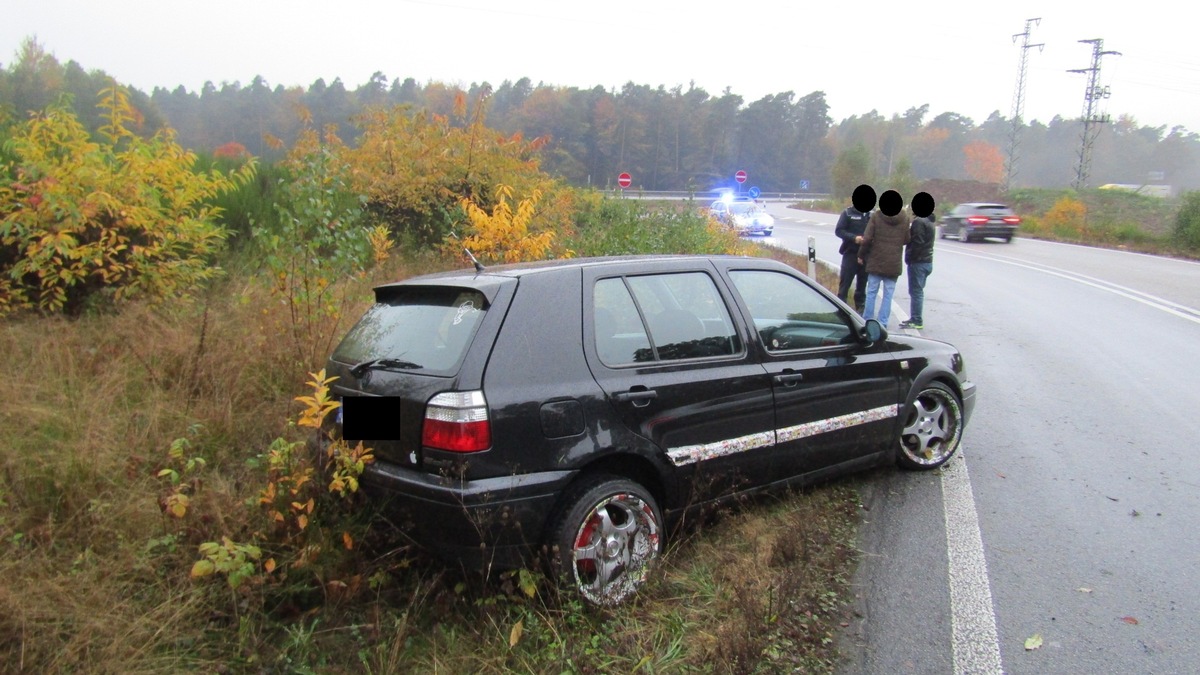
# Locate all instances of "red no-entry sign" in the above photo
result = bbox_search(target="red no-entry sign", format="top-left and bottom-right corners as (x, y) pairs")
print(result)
(735, 170), (747, 184)
(618, 172), (632, 188)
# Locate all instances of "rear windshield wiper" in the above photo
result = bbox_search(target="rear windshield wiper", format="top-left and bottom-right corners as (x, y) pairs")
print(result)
(350, 357), (421, 378)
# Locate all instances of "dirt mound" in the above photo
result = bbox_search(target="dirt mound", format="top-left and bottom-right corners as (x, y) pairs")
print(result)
(917, 179), (1003, 209)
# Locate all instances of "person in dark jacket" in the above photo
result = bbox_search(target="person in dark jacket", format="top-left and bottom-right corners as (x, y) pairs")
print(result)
(900, 191), (936, 330)
(834, 184), (876, 313)
(857, 189), (910, 328)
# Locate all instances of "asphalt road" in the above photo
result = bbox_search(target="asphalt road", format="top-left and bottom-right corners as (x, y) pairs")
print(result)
(760, 204), (1200, 674)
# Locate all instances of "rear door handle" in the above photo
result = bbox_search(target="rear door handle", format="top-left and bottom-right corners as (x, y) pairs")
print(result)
(613, 388), (657, 407)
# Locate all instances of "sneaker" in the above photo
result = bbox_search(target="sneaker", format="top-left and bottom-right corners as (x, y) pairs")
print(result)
(899, 320), (924, 330)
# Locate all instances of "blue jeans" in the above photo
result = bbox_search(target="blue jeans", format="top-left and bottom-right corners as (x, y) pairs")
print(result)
(863, 274), (898, 327)
(907, 262), (933, 324)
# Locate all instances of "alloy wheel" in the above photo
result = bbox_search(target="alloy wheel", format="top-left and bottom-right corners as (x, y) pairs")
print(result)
(898, 383), (963, 469)
(562, 480), (662, 606)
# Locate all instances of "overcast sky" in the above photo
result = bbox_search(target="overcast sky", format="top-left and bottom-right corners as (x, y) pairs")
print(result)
(6, 0), (1200, 135)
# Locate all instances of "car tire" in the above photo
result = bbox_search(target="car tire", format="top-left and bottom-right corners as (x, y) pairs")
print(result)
(547, 474), (663, 606)
(1004, 236), (1014, 243)
(897, 381), (964, 470)
(939, 227), (948, 240)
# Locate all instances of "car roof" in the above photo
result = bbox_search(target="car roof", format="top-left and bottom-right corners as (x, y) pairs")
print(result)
(376, 254), (781, 289)
(959, 203), (1011, 209)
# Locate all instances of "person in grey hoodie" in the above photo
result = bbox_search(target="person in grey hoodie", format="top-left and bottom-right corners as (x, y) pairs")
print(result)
(856, 189), (910, 328)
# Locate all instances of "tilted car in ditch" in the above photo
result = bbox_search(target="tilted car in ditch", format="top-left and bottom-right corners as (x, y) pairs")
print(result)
(324, 254), (976, 605)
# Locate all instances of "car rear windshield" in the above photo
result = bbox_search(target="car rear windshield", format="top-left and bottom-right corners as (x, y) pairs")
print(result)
(974, 205), (1014, 215)
(331, 286), (487, 375)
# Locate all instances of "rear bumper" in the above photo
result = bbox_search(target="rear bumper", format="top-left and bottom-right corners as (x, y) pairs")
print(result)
(361, 461), (578, 570)
(967, 225), (1017, 238)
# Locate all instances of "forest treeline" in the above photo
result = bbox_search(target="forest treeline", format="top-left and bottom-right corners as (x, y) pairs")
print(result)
(2, 37), (1199, 196)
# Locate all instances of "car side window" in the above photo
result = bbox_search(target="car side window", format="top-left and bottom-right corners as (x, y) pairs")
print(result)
(594, 272), (740, 365)
(728, 270), (853, 352)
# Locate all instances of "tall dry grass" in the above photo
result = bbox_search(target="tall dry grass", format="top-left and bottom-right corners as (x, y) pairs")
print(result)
(0, 253), (429, 672)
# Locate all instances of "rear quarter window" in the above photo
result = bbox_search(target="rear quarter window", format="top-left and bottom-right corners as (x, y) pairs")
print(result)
(332, 287), (486, 375)
(594, 272), (741, 364)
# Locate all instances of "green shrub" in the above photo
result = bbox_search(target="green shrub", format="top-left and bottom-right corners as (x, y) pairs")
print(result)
(566, 197), (750, 257)
(200, 155), (286, 251)
(1017, 214), (1044, 236)
(1173, 191), (1200, 251)
(1107, 223), (1153, 245)
(252, 127), (375, 367)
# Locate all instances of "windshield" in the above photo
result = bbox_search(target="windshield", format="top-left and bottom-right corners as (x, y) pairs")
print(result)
(331, 287), (487, 375)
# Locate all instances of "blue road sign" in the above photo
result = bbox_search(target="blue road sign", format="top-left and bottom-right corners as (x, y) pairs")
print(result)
(748, 186), (761, 198)
(799, 180), (810, 190)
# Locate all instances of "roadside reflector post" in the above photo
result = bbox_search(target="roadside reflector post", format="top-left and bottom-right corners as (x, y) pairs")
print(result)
(807, 236), (817, 278)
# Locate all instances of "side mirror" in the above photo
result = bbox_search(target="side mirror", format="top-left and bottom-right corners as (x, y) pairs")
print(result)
(860, 319), (886, 346)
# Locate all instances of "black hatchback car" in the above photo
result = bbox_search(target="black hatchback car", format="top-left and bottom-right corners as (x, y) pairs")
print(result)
(940, 202), (1021, 242)
(325, 255), (976, 605)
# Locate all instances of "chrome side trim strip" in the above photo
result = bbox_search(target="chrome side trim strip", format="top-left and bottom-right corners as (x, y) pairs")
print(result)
(668, 430), (776, 466)
(776, 404), (899, 444)
(666, 404), (899, 467)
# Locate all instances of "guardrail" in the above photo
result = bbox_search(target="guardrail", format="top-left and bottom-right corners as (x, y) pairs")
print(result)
(605, 190), (832, 202)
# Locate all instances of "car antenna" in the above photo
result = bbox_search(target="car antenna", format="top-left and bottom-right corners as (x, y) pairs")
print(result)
(448, 230), (486, 273)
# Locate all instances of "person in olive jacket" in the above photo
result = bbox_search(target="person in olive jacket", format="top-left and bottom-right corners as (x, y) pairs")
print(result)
(856, 189), (910, 328)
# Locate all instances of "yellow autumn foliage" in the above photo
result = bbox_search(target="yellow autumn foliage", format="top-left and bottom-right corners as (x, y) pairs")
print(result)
(1043, 196), (1088, 237)
(456, 184), (565, 264)
(0, 84), (255, 315)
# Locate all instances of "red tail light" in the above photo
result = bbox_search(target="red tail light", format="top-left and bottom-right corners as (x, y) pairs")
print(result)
(966, 216), (989, 225)
(1003, 216), (1021, 224)
(423, 391), (491, 452)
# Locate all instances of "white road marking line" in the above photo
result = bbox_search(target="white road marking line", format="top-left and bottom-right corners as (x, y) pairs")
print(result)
(792, 242), (987, 667)
(947, 248), (1200, 325)
(943, 451), (1004, 674)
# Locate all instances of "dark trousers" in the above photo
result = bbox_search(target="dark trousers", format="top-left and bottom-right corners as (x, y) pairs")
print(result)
(838, 252), (867, 312)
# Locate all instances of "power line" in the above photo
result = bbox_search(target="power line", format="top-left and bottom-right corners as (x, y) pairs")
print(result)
(1069, 38), (1121, 190)
(1004, 18), (1043, 193)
